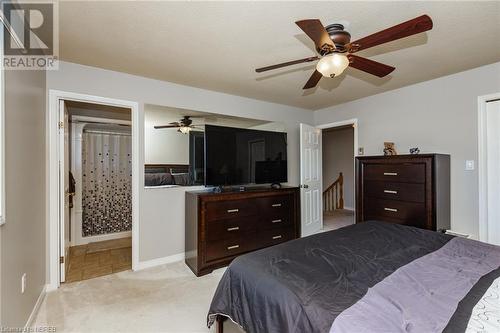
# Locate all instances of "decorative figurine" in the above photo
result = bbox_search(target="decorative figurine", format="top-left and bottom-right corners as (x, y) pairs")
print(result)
(383, 142), (397, 156)
(410, 147), (420, 155)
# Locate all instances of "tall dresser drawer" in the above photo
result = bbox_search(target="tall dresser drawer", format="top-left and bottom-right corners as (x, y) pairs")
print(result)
(363, 163), (426, 183)
(205, 199), (255, 221)
(207, 216), (256, 241)
(205, 235), (256, 262)
(364, 198), (426, 224)
(364, 181), (425, 203)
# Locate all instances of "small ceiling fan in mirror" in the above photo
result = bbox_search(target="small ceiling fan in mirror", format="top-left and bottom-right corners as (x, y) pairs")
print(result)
(154, 116), (201, 134)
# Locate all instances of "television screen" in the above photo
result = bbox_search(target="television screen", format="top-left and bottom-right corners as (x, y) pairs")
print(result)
(204, 125), (287, 186)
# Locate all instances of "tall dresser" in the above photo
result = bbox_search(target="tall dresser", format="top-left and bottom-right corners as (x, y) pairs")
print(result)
(185, 187), (300, 276)
(356, 154), (450, 231)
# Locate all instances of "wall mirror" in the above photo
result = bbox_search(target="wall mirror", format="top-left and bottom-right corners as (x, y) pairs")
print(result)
(144, 104), (285, 188)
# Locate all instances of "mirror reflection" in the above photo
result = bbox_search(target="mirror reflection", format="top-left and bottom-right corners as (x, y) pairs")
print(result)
(144, 104), (285, 188)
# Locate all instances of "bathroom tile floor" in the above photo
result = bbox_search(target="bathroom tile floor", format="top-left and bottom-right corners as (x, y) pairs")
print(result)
(65, 237), (132, 283)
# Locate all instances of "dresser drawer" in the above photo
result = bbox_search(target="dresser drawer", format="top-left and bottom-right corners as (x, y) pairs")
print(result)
(364, 198), (426, 224)
(205, 199), (256, 221)
(205, 235), (256, 262)
(259, 213), (292, 231)
(207, 216), (256, 241)
(258, 227), (295, 248)
(364, 181), (425, 203)
(363, 163), (426, 183)
(257, 195), (292, 216)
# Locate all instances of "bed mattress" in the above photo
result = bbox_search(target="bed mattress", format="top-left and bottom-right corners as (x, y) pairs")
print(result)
(207, 221), (500, 333)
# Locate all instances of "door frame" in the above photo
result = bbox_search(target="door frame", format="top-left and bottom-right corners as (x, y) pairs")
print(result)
(478, 93), (500, 243)
(47, 90), (140, 291)
(317, 118), (359, 212)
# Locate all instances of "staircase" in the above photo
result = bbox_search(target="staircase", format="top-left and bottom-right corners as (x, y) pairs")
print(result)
(323, 172), (344, 212)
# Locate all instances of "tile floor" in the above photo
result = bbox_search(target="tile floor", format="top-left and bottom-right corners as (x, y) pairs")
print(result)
(65, 237), (132, 283)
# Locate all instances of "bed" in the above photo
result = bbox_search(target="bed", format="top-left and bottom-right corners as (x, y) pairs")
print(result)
(207, 221), (500, 333)
(144, 164), (191, 187)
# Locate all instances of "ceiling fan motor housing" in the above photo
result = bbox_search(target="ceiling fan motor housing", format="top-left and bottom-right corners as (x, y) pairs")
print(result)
(325, 24), (351, 53)
(181, 116), (193, 126)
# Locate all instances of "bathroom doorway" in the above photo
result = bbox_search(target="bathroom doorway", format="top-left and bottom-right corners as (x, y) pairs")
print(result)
(62, 100), (133, 283)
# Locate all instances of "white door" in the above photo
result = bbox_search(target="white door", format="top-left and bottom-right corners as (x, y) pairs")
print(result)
(486, 100), (500, 245)
(59, 99), (70, 282)
(300, 123), (322, 236)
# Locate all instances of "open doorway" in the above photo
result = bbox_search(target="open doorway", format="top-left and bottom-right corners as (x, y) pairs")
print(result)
(321, 123), (356, 231)
(61, 100), (133, 283)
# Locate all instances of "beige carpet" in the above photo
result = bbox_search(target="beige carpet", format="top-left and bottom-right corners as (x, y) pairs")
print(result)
(322, 209), (355, 232)
(33, 261), (244, 333)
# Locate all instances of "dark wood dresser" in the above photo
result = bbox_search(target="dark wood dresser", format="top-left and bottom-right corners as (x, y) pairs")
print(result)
(185, 187), (300, 276)
(356, 154), (450, 231)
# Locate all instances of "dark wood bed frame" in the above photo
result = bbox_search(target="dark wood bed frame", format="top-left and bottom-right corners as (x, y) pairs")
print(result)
(216, 315), (227, 333)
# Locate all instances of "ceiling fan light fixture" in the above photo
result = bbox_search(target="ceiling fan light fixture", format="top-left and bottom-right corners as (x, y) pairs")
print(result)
(178, 126), (191, 134)
(316, 53), (349, 78)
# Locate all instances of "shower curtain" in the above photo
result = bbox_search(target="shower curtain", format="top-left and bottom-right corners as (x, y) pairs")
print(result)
(82, 130), (132, 237)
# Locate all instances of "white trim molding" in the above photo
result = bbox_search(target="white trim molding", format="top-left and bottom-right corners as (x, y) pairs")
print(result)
(135, 253), (185, 271)
(47, 90), (140, 290)
(478, 92), (500, 243)
(24, 284), (48, 328)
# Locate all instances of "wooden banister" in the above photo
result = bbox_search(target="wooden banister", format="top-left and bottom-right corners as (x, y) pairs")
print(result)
(323, 172), (344, 212)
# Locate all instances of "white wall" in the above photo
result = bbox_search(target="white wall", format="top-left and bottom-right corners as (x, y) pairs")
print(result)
(144, 107), (189, 165)
(47, 61), (313, 263)
(322, 127), (354, 210)
(314, 61), (500, 239)
(1, 69), (46, 326)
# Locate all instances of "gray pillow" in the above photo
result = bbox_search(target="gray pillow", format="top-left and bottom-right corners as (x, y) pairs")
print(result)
(145, 173), (174, 186)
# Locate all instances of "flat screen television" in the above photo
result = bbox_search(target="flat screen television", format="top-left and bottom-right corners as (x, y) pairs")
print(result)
(204, 125), (287, 186)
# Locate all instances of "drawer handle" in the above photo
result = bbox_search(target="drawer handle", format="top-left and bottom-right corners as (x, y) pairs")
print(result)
(384, 207), (398, 212)
(227, 227), (239, 231)
(383, 172), (398, 176)
(227, 245), (240, 250)
(272, 219), (282, 223)
(272, 235), (282, 240)
(227, 209), (239, 213)
(272, 203), (282, 207)
(384, 190), (398, 194)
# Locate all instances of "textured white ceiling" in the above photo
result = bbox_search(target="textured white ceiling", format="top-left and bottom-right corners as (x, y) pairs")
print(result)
(59, 1), (500, 110)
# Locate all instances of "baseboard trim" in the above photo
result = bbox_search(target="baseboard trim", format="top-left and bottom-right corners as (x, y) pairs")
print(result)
(135, 252), (185, 271)
(24, 284), (48, 328)
(343, 207), (355, 211)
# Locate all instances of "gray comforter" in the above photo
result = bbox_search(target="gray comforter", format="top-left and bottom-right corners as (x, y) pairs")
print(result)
(207, 221), (500, 333)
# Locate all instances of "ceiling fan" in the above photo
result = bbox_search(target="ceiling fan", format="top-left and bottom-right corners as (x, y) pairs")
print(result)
(255, 15), (433, 89)
(154, 116), (201, 134)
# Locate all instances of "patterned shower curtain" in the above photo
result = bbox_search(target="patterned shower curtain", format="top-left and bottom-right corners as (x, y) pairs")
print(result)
(82, 130), (132, 236)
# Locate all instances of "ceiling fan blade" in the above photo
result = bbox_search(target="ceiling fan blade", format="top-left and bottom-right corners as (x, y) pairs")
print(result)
(295, 19), (335, 53)
(255, 56), (319, 73)
(154, 125), (179, 129)
(303, 70), (323, 89)
(347, 54), (395, 77)
(349, 15), (433, 52)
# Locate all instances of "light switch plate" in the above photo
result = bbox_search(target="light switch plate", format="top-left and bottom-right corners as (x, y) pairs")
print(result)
(465, 160), (475, 171)
(358, 147), (364, 155)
